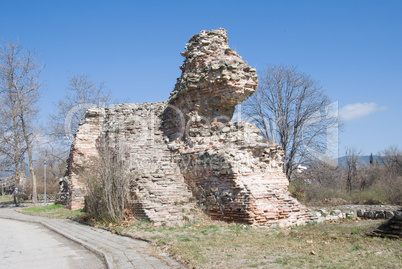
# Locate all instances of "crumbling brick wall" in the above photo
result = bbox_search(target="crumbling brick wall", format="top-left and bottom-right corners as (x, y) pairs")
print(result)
(61, 28), (316, 226)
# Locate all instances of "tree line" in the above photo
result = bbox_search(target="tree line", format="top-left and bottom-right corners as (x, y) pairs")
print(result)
(291, 146), (402, 205)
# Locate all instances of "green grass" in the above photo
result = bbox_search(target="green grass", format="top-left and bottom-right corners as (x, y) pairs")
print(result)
(23, 204), (62, 212)
(20, 204), (86, 219)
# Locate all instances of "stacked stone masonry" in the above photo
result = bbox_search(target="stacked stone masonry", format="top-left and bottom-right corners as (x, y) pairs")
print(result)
(311, 205), (402, 223)
(62, 28), (317, 226)
(371, 210), (402, 239)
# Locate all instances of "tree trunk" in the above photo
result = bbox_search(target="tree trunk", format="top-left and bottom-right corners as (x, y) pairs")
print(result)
(11, 103), (22, 187)
(27, 145), (37, 203)
(19, 109), (37, 203)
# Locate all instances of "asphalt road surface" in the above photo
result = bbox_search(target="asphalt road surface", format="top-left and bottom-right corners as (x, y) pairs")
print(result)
(0, 218), (106, 269)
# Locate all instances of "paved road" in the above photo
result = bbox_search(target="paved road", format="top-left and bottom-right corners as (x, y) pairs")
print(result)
(0, 218), (106, 269)
(0, 206), (184, 269)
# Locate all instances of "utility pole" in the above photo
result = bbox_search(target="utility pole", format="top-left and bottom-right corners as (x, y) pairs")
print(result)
(44, 160), (47, 206)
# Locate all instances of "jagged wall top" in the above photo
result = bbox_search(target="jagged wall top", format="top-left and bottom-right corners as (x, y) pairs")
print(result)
(180, 28), (236, 60)
(167, 28), (258, 125)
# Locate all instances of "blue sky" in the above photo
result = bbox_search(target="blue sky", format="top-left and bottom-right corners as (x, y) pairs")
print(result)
(1, 0), (401, 156)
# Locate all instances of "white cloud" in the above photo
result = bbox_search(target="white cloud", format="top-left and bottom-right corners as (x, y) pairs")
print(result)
(339, 102), (387, 121)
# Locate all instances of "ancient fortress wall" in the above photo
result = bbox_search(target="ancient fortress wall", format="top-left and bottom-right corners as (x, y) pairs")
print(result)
(62, 28), (316, 226)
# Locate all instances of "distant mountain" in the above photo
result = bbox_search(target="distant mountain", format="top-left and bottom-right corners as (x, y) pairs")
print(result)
(337, 155), (381, 168)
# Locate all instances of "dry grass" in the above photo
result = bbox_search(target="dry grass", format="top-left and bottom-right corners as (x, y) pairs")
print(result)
(107, 216), (401, 269)
(18, 206), (402, 268)
(290, 181), (402, 207)
(0, 194), (14, 203)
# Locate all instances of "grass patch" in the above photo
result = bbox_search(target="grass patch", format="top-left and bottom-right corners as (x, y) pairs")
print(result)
(116, 218), (402, 269)
(23, 204), (62, 212)
(20, 204), (86, 219)
(351, 244), (363, 251)
(0, 194), (14, 204)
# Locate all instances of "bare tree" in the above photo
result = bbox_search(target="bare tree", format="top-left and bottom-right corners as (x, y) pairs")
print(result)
(36, 133), (68, 193)
(243, 64), (339, 179)
(344, 147), (362, 193)
(49, 73), (111, 144)
(84, 136), (130, 222)
(0, 70), (26, 185)
(0, 118), (25, 180)
(379, 146), (402, 174)
(0, 42), (43, 202)
(306, 158), (343, 188)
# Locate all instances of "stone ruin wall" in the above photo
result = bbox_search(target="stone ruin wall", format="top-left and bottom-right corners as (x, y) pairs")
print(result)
(64, 102), (198, 224)
(62, 28), (316, 226)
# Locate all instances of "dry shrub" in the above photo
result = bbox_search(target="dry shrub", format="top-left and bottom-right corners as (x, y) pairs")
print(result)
(291, 170), (402, 206)
(357, 175), (402, 205)
(292, 147), (402, 206)
(290, 180), (351, 206)
(23, 175), (59, 198)
(84, 138), (130, 222)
